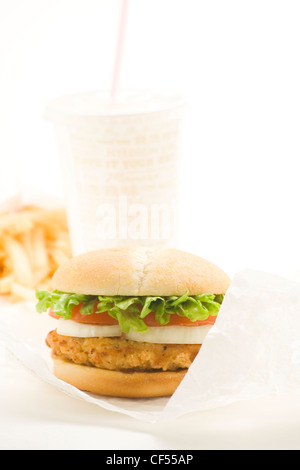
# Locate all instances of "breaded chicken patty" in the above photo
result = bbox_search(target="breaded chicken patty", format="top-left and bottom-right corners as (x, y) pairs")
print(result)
(46, 330), (201, 372)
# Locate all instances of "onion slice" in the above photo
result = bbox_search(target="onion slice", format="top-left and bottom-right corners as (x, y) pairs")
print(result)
(56, 319), (213, 344)
(125, 325), (212, 344)
(56, 319), (122, 338)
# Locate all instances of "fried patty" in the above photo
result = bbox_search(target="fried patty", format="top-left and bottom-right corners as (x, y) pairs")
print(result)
(46, 330), (201, 372)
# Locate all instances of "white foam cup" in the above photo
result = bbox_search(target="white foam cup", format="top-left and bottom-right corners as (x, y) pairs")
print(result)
(45, 89), (185, 255)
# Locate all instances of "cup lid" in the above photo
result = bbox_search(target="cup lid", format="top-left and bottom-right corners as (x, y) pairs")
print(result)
(44, 89), (186, 123)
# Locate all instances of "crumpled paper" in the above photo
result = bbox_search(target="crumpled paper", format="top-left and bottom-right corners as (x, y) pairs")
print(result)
(0, 268), (300, 423)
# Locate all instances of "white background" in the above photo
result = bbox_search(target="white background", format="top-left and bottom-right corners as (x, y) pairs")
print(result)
(1, 1), (300, 450)
(1, 0), (300, 278)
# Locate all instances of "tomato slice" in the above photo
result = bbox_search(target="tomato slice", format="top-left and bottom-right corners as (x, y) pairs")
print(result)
(143, 311), (216, 327)
(49, 301), (217, 327)
(71, 303), (119, 325)
(48, 303), (119, 326)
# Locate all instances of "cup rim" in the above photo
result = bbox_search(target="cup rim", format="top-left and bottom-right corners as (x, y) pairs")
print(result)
(44, 88), (186, 122)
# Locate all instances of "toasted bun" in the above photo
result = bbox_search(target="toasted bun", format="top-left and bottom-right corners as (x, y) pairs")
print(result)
(52, 356), (187, 397)
(52, 246), (230, 296)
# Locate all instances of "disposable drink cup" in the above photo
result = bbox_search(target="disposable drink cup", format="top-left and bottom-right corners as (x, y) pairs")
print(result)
(45, 89), (185, 255)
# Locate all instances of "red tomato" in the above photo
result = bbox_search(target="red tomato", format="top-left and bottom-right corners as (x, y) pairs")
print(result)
(48, 303), (118, 326)
(71, 303), (118, 325)
(143, 311), (216, 327)
(49, 302), (216, 327)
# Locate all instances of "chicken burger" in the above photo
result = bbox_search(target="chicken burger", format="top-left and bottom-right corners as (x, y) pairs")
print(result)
(36, 247), (230, 398)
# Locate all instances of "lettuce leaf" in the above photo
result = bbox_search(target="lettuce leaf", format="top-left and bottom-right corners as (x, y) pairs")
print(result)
(36, 290), (92, 319)
(35, 289), (224, 333)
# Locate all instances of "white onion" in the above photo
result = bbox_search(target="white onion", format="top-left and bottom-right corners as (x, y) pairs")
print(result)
(125, 325), (212, 344)
(57, 319), (122, 338)
(56, 319), (213, 344)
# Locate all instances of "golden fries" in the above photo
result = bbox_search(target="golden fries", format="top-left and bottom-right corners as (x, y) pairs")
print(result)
(0, 205), (72, 302)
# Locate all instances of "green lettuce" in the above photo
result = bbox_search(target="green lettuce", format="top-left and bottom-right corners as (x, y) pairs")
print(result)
(35, 289), (224, 333)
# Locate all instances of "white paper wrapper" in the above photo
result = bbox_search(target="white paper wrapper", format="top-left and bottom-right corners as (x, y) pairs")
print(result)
(0, 268), (300, 423)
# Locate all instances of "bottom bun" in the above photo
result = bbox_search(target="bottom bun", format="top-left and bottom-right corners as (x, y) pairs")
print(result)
(52, 356), (187, 398)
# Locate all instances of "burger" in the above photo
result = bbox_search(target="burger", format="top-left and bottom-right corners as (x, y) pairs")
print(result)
(35, 247), (230, 398)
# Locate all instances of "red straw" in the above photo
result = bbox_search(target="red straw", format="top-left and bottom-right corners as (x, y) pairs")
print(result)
(110, 0), (130, 101)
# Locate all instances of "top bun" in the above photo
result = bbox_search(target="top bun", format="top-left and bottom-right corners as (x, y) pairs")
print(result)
(52, 246), (230, 296)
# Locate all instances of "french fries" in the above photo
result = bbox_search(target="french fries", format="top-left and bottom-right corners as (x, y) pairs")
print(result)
(0, 205), (72, 302)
